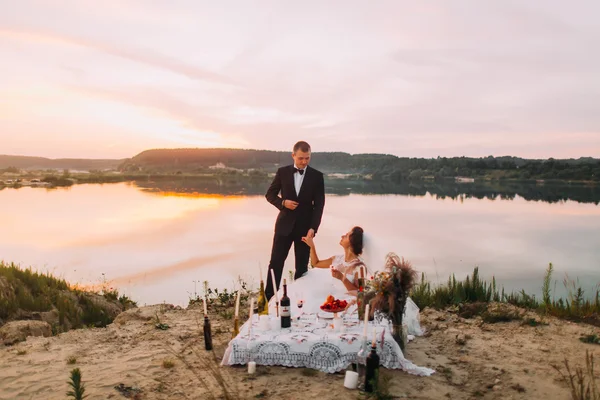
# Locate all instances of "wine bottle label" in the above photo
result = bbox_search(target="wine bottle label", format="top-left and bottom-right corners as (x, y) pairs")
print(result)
(281, 306), (290, 317)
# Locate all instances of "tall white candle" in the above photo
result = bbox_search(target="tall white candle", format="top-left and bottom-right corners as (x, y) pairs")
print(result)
(203, 294), (208, 316)
(248, 298), (254, 322)
(235, 290), (241, 317)
(270, 269), (278, 299)
(363, 304), (370, 337)
(258, 262), (262, 281)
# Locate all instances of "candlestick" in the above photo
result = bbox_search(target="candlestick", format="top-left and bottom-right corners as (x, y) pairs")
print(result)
(270, 269), (279, 317)
(232, 317), (240, 338)
(258, 262), (262, 281)
(234, 290), (240, 318)
(248, 298), (254, 345)
(248, 298), (254, 322)
(270, 269), (277, 297)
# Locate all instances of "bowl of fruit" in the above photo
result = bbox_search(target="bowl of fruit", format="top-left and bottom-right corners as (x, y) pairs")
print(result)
(320, 295), (348, 315)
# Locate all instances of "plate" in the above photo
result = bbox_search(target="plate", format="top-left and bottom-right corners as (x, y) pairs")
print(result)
(317, 312), (335, 319)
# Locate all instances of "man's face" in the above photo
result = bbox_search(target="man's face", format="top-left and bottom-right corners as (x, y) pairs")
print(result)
(292, 150), (311, 169)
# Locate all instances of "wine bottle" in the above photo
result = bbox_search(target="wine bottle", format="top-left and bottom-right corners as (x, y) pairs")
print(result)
(280, 279), (291, 328)
(257, 280), (269, 315)
(356, 336), (369, 390)
(364, 339), (380, 392)
(203, 315), (213, 351)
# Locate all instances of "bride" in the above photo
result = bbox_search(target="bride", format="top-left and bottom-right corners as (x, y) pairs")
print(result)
(302, 225), (366, 296)
(270, 226), (367, 316)
(269, 226), (426, 337)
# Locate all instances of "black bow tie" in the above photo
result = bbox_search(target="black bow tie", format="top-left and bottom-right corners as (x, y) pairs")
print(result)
(294, 167), (305, 175)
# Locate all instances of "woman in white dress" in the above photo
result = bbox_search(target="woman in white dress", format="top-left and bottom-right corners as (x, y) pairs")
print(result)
(269, 226), (366, 316)
(302, 226), (366, 296)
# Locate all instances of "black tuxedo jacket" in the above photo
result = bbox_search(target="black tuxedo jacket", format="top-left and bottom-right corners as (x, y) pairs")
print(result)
(265, 165), (325, 236)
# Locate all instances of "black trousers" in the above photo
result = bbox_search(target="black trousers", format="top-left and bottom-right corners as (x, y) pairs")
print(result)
(265, 225), (310, 301)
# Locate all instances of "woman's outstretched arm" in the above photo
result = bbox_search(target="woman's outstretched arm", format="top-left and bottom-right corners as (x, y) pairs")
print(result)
(301, 236), (333, 268)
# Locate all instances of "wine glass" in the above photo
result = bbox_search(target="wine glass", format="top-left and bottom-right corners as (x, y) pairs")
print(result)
(295, 291), (304, 320)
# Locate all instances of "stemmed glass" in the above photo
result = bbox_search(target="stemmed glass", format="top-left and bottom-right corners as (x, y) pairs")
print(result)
(295, 291), (305, 320)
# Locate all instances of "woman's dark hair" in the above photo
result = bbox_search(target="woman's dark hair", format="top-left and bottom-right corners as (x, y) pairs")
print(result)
(349, 226), (364, 255)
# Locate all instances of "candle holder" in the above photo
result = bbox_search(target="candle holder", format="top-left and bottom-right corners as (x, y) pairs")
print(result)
(246, 314), (257, 374)
(232, 317), (240, 338)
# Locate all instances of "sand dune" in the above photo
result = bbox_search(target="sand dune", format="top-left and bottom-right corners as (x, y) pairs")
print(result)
(1, 303), (597, 399)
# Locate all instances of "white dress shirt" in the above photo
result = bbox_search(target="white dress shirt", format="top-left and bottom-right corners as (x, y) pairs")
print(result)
(293, 164), (306, 196)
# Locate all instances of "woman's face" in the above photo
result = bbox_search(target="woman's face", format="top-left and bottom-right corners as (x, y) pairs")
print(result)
(339, 230), (352, 248)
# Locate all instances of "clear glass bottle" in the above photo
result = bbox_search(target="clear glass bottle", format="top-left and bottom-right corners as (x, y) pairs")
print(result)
(356, 336), (369, 390)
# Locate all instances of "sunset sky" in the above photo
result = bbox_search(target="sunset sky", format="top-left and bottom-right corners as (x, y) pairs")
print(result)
(1, 0), (599, 159)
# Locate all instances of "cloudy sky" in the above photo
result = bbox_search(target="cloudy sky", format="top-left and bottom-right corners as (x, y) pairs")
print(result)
(0, 0), (599, 159)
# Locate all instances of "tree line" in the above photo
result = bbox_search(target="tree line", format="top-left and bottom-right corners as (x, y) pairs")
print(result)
(120, 149), (600, 182)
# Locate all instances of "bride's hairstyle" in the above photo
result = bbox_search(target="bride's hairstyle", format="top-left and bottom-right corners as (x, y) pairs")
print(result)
(349, 226), (364, 255)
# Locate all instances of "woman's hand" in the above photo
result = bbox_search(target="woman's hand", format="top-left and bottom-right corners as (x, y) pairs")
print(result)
(331, 268), (343, 281)
(301, 236), (315, 248)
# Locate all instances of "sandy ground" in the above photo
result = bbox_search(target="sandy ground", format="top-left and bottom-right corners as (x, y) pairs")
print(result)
(0, 303), (598, 400)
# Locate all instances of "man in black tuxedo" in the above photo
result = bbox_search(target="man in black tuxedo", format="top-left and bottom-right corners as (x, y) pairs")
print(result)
(264, 141), (325, 301)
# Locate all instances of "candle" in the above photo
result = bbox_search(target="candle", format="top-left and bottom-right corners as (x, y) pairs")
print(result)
(248, 298), (254, 343)
(203, 294), (208, 316)
(270, 269), (277, 298)
(372, 329), (377, 347)
(363, 304), (369, 337)
(258, 262), (262, 279)
(360, 266), (365, 279)
(343, 370), (359, 389)
(235, 290), (240, 318)
(248, 361), (256, 374)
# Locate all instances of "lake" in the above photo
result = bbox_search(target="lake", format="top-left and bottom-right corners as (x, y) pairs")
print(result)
(1, 180), (599, 306)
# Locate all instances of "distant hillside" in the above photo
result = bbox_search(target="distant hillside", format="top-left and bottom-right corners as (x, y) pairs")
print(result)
(119, 148), (600, 182)
(0, 155), (123, 170)
(120, 148), (400, 174)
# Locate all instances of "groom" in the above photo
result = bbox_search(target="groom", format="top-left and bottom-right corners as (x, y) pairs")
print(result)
(264, 141), (325, 301)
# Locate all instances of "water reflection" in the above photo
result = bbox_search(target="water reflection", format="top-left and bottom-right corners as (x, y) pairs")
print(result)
(0, 181), (598, 306)
(133, 177), (600, 205)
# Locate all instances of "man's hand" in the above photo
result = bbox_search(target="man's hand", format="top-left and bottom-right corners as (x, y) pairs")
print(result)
(306, 228), (315, 238)
(283, 200), (299, 210)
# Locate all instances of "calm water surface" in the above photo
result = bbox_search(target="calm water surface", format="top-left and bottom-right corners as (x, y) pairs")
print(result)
(1, 182), (599, 306)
